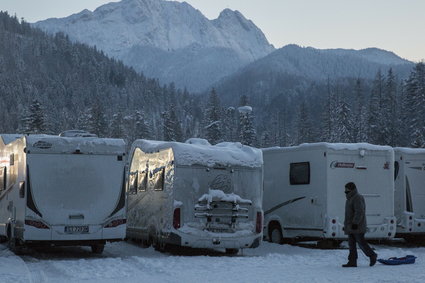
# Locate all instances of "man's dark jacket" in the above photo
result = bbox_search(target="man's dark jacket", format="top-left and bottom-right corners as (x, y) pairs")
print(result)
(344, 188), (367, 234)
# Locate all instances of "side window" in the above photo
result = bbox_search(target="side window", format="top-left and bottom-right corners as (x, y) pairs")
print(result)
(152, 167), (165, 191)
(290, 162), (310, 185)
(10, 154), (14, 166)
(128, 171), (138, 194)
(138, 170), (148, 192)
(0, 166), (6, 191)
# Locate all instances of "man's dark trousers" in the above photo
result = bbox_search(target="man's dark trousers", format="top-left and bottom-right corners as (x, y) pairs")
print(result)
(348, 233), (376, 262)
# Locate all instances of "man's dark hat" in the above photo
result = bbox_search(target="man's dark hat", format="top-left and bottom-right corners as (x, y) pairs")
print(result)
(345, 182), (356, 191)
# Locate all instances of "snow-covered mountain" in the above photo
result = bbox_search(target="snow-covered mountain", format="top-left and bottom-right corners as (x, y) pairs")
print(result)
(34, 0), (274, 92)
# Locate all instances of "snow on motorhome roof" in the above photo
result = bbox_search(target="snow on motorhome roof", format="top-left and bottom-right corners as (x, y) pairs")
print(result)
(132, 139), (263, 168)
(263, 142), (393, 152)
(25, 135), (126, 154)
(394, 147), (425, 154)
(0, 134), (23, 145)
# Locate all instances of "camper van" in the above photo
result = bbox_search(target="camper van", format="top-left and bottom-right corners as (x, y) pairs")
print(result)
(0, 134), (127, 253)
(394, 148), (425, 241)
(263, 143), (396, 245)
(126, 139), (263, 254)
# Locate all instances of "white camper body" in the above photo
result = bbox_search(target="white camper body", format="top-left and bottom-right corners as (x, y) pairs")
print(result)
(394, 148), (425, 239)
(263, 143), (396, 243)
(127, 139), (263, 253)
(0, 134), (127, 253)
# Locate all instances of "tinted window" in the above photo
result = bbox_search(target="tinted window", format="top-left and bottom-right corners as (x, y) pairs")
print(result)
(290, 162), (310, 185)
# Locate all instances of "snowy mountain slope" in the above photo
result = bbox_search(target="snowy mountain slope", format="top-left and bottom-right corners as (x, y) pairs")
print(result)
(34, 0), (274, 92)
(242, 44), (413, 80)
(214, 44), (414, 103)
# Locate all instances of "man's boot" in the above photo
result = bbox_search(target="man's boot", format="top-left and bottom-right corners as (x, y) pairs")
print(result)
(370, 254), (377, 266)
(342, 261), (357, 267)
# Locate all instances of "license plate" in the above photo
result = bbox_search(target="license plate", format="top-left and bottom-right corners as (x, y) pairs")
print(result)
(64, 225), (89, 234)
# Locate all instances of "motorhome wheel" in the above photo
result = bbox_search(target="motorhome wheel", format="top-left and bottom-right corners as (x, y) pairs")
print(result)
(91, 244), (105, 254)
(225, 248), (239, 255)
(269, 223), (283, 244)
(140, 239), (151, 248)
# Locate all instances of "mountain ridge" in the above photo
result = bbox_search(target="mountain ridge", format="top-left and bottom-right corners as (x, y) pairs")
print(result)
(34, 0), (274, 91)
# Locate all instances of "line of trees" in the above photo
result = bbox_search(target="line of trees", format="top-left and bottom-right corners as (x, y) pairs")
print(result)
(2, 12), (425, 149)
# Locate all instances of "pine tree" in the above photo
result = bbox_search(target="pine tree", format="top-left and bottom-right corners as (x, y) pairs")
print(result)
(334, 100), (354, 143)
(21, 99), (46, 134)
(110, 110), (124, 138)
(223, 107), (238, 142)
(404, 63), (425, 147)
(260, 130), (274, 148)
(133, 110), (151, 140)
(296, 101), (313, 144)
(368, 70), (384, 144)
(77, 107), (92, 133)
(163, 105), (183, 142)
(204, 88), (222, 144)
(381, 68), (398, 146)
(353, 79), (368, 142)
(238, 106), (256, 146)
(321, 79), (336, 142)
(88, 103), (107, 137)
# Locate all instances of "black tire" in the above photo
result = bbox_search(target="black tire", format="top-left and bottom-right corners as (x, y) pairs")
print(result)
(317, 239), (341, 249)
(153, 239), (167, 252)
(91, 244), (105, 254)
(0, 236), (7, 243)
(269, 224), (283, 244)
(225, 248), (239, 255)
(140, 239), (151, 248)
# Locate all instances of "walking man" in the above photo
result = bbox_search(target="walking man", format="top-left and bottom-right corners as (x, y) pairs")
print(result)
(342, 182), (377, 267)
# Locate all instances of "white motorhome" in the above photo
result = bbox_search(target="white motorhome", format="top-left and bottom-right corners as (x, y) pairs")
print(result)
(394, 148), (425, 240)
(126, 139), (263, 254)
(0, 134), (127, 253)
(263, 143), (396, 245)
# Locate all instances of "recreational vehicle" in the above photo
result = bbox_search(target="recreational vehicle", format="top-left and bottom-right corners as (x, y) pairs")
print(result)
(394, 148), (425, 241)
(263, 143), (396, 245)
(126, 139), (263, 254)
(0, 134), (127, 253)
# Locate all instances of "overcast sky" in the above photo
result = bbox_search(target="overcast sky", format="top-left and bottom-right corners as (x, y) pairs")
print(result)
(1, 0), (424, 62)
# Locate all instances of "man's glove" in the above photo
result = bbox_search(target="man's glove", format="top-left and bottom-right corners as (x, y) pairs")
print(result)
(351, 224), (358, 230)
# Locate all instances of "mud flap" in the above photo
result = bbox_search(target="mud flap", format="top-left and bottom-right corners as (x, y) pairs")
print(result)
(250, 236), (261, 248)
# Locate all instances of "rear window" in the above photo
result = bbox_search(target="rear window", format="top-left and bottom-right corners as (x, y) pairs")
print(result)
(128, 171), (138, 194)
(138, 170), (148, 192)
(290, 162), (310, 185)
(152, 167), (165, 191)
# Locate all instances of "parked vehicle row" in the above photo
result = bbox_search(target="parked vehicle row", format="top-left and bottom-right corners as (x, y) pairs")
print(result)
(262, 143), (425, 246)
(1, 132), (424, 254)
(0, 134), (263, 254)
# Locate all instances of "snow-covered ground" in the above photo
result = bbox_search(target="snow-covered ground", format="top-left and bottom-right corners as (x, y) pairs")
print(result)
(0, 241), (424, 283)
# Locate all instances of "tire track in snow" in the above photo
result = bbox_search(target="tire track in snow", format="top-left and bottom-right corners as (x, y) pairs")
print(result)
(0, 244), (32, 283)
